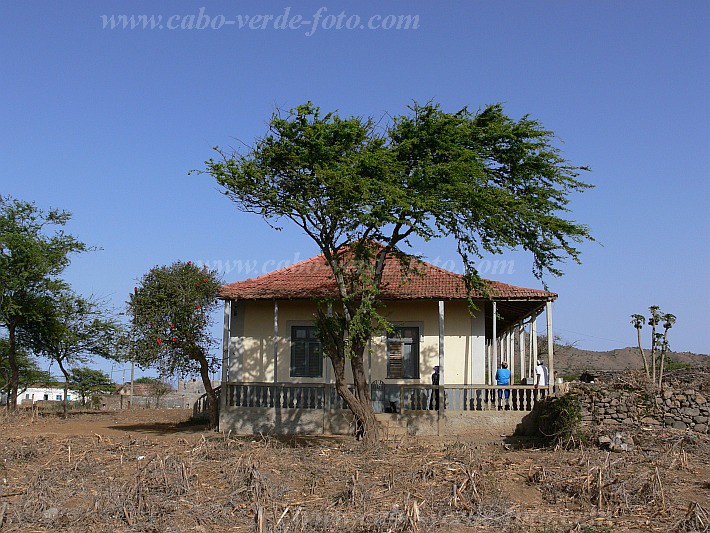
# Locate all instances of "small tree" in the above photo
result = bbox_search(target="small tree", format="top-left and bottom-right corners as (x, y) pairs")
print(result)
(648, 306), (662, 383)
(630, 314), (649, 377)
(127, 262), (222, 428)
(69, 367), (115, 407)
(630, 306), (676, 387)
(135, 376), (173, 407)
(33, 291), (121, 417)
(0, 197), (86, 409)
(657, 313), (676, 386)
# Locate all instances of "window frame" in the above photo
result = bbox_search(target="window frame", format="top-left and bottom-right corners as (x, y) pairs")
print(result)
(289, 325), (323, 378)
(386, 325), (421, 379)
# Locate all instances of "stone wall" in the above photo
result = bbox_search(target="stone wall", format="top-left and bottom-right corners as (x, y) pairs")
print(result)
(571, 371), (708, 434)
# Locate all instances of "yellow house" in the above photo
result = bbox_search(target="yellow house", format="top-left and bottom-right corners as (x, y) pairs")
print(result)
(214, 252), (557, 435)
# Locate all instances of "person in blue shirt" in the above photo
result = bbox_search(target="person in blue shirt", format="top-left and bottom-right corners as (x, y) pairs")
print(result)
(495, 361), (511, 410)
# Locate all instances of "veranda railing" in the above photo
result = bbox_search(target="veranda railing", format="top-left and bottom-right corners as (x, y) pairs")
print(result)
(400, 384), (545, 412)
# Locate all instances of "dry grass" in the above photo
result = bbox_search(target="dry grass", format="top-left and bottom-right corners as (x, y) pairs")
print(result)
(0, 411), (708, 532)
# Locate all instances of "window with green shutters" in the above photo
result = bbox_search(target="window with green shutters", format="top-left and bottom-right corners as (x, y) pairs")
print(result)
(290, 326), (323, 378)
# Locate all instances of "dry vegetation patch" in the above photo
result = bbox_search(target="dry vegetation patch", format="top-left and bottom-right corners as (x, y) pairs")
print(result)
(0, 410), (707, 532)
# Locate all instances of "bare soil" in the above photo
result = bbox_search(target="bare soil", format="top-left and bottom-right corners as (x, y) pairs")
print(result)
(0, 409), (708, 532)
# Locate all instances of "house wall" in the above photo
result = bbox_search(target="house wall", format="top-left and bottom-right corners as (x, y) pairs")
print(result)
(226, 299), (487, 386)
(19, 387), (80, 405)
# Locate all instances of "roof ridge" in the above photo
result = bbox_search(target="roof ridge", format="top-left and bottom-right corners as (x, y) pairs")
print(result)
(219, 247), (554, 301)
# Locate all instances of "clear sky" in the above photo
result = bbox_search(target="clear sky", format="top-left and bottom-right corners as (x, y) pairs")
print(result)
(1, 1), (708, 379)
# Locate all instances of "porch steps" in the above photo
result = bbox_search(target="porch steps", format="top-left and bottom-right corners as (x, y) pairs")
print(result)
(375, 413), (408, 445)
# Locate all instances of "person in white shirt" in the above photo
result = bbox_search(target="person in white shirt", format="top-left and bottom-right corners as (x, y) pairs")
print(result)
(534, 359), (549, 389)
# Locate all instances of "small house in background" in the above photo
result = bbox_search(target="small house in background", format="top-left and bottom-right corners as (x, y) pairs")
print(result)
(210, 250), (558, 436)
(18, 384), (79, 405)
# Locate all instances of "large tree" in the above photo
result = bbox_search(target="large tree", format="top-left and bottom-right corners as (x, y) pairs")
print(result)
(32, 291), (121, 416)
(0, 197), (86, 409)
(200, 102), (593, 442)
(127, 262), (222, 428)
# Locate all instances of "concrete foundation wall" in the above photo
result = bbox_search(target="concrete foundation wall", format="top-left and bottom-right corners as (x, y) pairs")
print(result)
(220, 406), (530, 437)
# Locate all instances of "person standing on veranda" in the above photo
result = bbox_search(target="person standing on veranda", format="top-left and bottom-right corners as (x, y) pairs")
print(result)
(534, 358), (549, 399)
(495, 361), (511, 410)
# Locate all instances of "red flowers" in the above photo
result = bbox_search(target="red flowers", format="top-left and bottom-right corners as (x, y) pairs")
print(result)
(203, 278), (207, 282)
(156, 338), (162, 344)
(170, 323), (174, 329)
(187, 261), (192, 265)
(171, 337), (177, 342)
(196, 305), (201, 310)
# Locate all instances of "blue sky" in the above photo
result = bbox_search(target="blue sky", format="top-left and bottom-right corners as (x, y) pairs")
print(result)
(1, 1), (708, 378)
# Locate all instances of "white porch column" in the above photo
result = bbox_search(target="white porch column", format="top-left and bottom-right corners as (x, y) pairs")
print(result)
(546, 301), (554, 394)
(273, 300), (279, 383)
(518, 322), (525, 383)
(221, 301), (231, 412)
(491, 301), (497, 385)
(531, 316), (538, 379)
(326, 302), (333, 384)
(221, 300), (231, 384)
(438, 300), (445, 387)
(509, 327), (515, 382)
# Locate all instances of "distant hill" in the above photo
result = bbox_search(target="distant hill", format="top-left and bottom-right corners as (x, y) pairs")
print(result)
(550, 345), (710, 376)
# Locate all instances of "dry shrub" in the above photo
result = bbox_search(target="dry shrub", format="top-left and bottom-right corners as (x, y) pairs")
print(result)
(527, 449), (672, 517)
(673, 501), (709, 532)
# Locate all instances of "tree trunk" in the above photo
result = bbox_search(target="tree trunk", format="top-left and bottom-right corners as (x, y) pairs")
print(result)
(56, 358), (70, 418)
(658, 328), (670, 387)
(330, 348), (380, 444)
(650, 323), (657, 384)
(7, 324), (19, 411)
(196, 352), (219, 430)
(636, 328), (649, 378)
(349, 344), (379, 444)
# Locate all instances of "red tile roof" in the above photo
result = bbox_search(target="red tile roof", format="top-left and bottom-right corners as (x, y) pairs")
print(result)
(219, 252), (556, 301)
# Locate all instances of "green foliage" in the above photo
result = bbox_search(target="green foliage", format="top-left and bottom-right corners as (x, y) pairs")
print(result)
(560, 371), (582, 382)
(201, 100), (593, 338)
(135, 376), (161, 384)
(202, 101), (593, 287)
(127, 261), (222, 377)
(0, 196), (87, 407)
(128, 262), (221, 426)
(0, 337), (55, 395)
(34, 291), (122, 375)
(69, 366), (115, 406)
(661, 357), (692, 372)
(537, 393), (583, 445)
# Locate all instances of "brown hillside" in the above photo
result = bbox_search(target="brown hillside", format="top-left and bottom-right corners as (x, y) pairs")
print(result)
(552, 345), (710, 375)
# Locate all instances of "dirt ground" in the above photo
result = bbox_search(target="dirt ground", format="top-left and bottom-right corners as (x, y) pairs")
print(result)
(0, 409), (708, 532)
